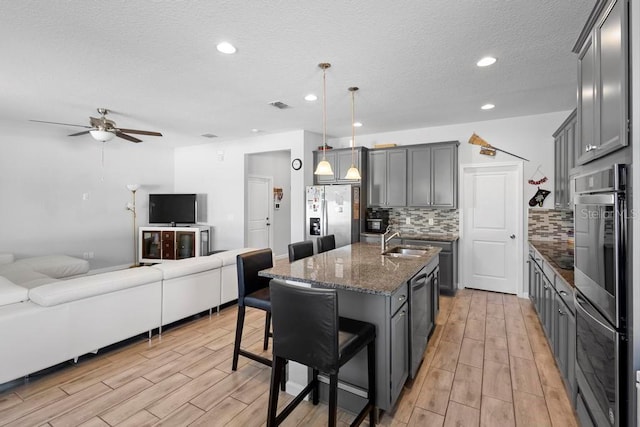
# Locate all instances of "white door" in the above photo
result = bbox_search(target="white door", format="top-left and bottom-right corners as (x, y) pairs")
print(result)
(247, 176), (273, 248)
(461, 163), (522, 294)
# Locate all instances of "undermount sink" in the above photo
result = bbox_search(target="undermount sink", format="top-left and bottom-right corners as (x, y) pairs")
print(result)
(382, 246), (429, 258)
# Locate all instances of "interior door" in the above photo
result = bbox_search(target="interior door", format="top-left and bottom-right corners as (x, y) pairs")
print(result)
(247, 176), (272, 249)
(461, 164), (520, 294)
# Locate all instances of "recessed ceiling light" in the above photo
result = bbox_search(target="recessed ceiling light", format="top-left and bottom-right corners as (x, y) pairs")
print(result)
(477, 56), (497, 67)
(353, 122), (363, 128)
(251, 128), (260, 133)
(304, 94), (318, 101)
(481, 103), (495, 110)
(216, 42), (236, 54)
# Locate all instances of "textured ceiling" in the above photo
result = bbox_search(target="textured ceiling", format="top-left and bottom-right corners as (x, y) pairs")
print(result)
(1, 1), (593, 147)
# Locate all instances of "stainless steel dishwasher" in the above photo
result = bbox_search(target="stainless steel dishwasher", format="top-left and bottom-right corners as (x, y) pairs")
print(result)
(409, 266), (430, 379)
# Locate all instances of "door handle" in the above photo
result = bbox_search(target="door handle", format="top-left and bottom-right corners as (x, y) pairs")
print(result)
(510, 234), (516, 239)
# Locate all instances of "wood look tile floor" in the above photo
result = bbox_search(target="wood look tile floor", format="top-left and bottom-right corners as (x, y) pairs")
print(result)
(0, 289), (579, 426)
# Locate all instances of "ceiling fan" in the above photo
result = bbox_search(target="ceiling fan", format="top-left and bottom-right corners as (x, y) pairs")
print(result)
(30, 108), (163, 143)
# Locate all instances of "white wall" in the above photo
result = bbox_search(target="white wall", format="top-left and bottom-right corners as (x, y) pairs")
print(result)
(174, 130), (317, 251)
(0, 119), (175, 268)
(247, 150), (291, 257)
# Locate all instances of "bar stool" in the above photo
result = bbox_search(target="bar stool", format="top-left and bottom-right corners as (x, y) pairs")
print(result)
(288, 240), (314, 262)
(232, 248), (274, 369)
(267, 280), (376, 427)
(317, 234), (336, 253)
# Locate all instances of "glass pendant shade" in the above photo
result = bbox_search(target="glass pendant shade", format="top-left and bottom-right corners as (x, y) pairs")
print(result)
(345, 165), (361, 180)
(314, 159), (333, 175)
(314, 63), (334, 176)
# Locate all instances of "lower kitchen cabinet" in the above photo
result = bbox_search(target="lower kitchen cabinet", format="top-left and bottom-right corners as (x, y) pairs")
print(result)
(390, 291), (409, 403)
(529, 245), (576, 402)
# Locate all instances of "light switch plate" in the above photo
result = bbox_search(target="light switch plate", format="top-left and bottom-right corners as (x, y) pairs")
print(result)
(428, 218), (434, 225)
(405, 217), (411, 225)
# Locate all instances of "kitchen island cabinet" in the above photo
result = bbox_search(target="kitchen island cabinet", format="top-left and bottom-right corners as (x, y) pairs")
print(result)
(259, 242), (440, 412)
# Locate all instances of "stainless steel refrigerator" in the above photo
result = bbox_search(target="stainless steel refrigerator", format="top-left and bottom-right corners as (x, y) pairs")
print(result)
(305, 185), (361, 249)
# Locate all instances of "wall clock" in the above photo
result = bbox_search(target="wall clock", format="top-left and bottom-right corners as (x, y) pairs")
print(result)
(291, 158), (302, 170)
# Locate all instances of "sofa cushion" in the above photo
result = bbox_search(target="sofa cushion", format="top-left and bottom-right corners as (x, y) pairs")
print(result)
(0, 266), (56, 288)
(152, 256), (223, 280)
(211, 248), (258, 267)
(13, 255), (90, 279)
(29, 267), (162, 307)
(0, 276), (29, 306)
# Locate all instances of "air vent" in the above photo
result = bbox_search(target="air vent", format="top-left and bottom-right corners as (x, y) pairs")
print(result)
(268, 101), (290, 109)
(201, 133), (218, 138)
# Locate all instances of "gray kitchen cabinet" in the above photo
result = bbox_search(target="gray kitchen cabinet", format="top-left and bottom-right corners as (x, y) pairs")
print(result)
(367, 148), (407, 207)
(574, 0), (628, 165)
(402, 239), (457, 295)
(313, 147), (367, 184)
(431, 144), (458, 208)
(553, 110), (577, 209)
(529, 245), (576, 402)
(407, 146), (431, 206)
(407, 142), (458, 208)
(390, 289), (409, 406)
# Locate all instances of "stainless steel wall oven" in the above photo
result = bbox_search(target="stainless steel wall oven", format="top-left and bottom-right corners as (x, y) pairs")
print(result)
(573, 164), (627, 426)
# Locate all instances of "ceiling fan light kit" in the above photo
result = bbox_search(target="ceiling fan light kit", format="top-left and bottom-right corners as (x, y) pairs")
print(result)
(89, 129), (115, 142)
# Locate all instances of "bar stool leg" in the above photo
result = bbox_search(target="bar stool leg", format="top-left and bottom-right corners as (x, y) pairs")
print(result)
(368, 341), (377, 426)
(312, 368), (320, 404)
(329, 374), (338, 427)
(232, 306), (246, 371)
(267, 356), (285, 427)
(264, 312), (271, 350)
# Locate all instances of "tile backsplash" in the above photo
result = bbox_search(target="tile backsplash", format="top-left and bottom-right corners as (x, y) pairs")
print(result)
(528, 208), (574, 241)
(369, 207), (459, 234)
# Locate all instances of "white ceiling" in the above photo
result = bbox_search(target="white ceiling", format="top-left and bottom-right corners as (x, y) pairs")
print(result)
(1, 1), (593, 147)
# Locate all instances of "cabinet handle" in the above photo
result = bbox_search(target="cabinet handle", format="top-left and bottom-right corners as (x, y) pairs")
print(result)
(585, 144), (598, 152)
(558, 309), (565, 316)
(398, 295), (406, 302)
(560, 291), (567, 297)
(399, 310), (407, 317)
(543, 284), (549, 289)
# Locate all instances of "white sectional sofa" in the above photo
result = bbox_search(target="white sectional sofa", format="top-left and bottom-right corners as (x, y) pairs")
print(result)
(0, 249), (257, 385)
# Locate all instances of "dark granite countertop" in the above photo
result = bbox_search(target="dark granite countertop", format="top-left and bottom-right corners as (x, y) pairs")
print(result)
(259, 242), (441, 296)
(361, 232), (459, 242)
(529, 240), (574, 287)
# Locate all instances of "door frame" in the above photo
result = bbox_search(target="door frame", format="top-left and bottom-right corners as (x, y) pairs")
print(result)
(245, 174), (275, 250)
(459, 161), (524, 296)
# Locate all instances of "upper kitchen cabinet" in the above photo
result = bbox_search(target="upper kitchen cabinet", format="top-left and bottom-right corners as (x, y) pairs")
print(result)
(574, 0), (629, 165)
(368, 148), (407, 207)
(407, 142), (459, 209)
(313, 147), (368, 184)
(369, 142), (459, 208)
(553, 110), (576, 209)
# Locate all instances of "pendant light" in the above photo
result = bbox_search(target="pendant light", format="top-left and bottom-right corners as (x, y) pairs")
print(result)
(314, 63), (334, 176)
(344, 86), (362, 180)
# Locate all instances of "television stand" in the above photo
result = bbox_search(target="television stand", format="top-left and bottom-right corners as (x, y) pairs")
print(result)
(139, 225), (210, 264)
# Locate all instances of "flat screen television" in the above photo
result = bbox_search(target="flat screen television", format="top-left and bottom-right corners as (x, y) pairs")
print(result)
(149, 194), (198, 225)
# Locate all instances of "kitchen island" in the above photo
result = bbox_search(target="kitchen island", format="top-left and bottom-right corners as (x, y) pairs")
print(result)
(259, 242), (440, 412)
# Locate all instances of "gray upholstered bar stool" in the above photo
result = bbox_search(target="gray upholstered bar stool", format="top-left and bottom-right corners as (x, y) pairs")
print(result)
(317, 234), (336, 253)
(267, 280), (377, 427)
(287, 240), (314, 262)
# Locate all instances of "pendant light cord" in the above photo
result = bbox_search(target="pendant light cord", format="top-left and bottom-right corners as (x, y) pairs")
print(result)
(322, 66), (327, 160)
(351, 89), (355, 165)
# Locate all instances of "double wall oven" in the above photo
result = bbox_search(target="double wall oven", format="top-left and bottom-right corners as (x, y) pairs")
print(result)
(573, 164), (627, 426)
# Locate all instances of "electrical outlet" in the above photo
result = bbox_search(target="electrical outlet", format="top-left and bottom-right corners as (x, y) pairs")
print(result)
(82, 192), (90, 201)
(428, 218), (434, 225)
(405, 217), (411, 225)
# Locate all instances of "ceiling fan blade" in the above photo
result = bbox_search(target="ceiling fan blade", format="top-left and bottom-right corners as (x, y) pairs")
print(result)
(116, 128), (163, 137)
(115, 131), (142, 143)
(68, 130), (91, 137)
(29, 119), (91, 129)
